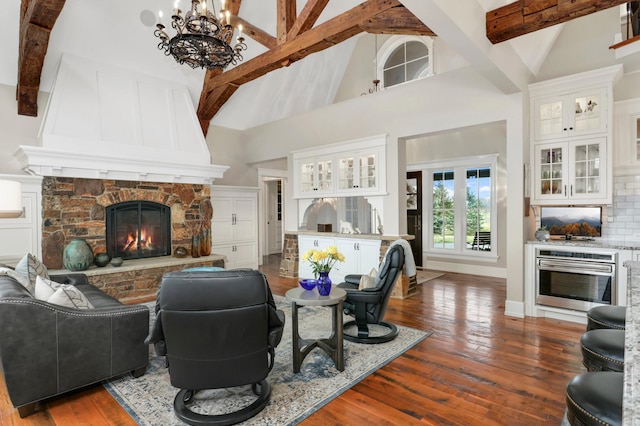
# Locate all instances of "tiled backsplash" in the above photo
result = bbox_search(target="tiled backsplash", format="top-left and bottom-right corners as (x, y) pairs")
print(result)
(600, 175), (640, 243)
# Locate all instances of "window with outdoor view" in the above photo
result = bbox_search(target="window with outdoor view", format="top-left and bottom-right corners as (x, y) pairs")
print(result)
(426, 156), (496, 257)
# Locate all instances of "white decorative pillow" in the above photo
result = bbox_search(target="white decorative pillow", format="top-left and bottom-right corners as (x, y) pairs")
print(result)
(47, 285), (94, 309)
(35, 275), (63, 301)
(0, 267), (32, 291)
(358, 268), (378, 290)
(16, 254), (49, 293)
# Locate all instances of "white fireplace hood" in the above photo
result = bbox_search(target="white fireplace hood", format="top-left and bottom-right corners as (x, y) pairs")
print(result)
(15, 53), (228, 185)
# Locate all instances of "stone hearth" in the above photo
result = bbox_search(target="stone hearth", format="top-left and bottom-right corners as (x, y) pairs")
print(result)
(49, 254), (225, 303)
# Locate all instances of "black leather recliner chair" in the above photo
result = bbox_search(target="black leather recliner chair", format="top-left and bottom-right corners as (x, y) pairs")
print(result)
(337, 243), (404, 344)
(146, 269), (285, 426)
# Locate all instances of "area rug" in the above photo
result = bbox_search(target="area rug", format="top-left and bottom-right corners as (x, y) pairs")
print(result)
(416, 269), (445, 284)
(104, 295), (429, 425)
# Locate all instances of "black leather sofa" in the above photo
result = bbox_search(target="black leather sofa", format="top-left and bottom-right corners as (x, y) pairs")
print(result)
(0, 273), (149, 417)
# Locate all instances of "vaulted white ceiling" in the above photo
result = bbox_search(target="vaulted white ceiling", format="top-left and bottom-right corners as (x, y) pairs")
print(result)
(0, 0), (566, 130)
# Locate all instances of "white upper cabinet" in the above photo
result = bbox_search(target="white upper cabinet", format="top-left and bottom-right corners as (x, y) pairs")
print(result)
(336, 148), (381, 194)
(533, 88), (607, 141)
(292, 135), (387, 199)
(295, 155), (333, 197)
(533, 138), (608, 203)
(529, 65), (622, 205)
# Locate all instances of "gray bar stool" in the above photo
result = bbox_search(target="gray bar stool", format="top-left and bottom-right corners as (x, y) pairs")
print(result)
(586, 306), (626, 331)
(580, 329), (624, 372)
(565, 371), (623, 426)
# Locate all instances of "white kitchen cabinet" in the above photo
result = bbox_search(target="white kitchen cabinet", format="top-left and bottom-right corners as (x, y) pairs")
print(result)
(529, 65), (622, 206)
(297, 235), (336, 280)
(533, 88), (607, 141)
(336, 148), (382, 194)
(292, 134), (387, 199)
(533, 137), (608, 204)
(212, 242), (258, 270)
(333, 238), (381, 283)
(211, 186), (259, 269)
(294, 155), (333, 197)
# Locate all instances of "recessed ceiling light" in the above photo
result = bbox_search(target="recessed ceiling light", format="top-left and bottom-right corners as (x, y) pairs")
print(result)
(140, 10), (156, 27)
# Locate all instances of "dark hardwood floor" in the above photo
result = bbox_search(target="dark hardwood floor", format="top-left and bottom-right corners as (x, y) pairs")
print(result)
(0, 254), (585, 425)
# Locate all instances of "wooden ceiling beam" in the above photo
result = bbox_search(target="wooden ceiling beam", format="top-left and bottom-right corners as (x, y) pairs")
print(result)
(288, 0), (330, 38)
(230, 16), (277, 49)
(17, 0), (66, 116)
(226, 0), (242, 16)
(487, 0), (629, 44)
(359, 5), (435, 36)
(197, 0), (401, 126)
(277, 0), (297, 44)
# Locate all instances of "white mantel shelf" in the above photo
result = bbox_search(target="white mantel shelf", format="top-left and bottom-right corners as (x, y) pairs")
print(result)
(15, 146), (228, 185)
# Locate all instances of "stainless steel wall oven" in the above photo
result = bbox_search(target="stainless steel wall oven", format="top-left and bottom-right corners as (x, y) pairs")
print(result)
(535, 248), (616, 312)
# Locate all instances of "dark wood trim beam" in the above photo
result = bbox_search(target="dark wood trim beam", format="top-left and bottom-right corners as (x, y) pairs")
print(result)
(230, 16), (277, 49)
(277, 0), (296, 44)
(288, 0), (330, 38)
(487, 0), (628, 44)
(226, 0), (241, 16)
(198, 82), (239, 135)
(17, 0), (66, 116)
(198, 0), (401, 124)
(359, 5), (435, 36)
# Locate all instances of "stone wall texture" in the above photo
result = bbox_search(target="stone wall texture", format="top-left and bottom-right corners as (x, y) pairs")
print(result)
(41, 177), (210, 269)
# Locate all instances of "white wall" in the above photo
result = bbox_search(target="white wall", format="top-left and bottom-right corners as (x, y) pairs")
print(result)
(0, 84), (47, 174)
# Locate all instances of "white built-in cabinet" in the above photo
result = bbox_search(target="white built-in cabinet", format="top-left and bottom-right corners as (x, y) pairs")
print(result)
(533, 137), (607, 202)
(529, 65), (622, 205)
(211, 186), (259, 270)
(334, 238), (381, 279)
(293, 135), (387, 198)
(297, 235), (381, 284)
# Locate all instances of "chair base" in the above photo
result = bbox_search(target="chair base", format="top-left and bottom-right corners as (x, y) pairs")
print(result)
(173, 380), (271, 426)
(343, 320), (399, 344)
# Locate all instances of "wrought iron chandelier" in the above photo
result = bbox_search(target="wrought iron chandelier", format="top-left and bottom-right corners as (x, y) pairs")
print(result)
(154, 0), (247, 70)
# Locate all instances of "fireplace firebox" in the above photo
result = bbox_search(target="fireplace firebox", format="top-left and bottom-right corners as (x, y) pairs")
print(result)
(106, 201), (171, 260)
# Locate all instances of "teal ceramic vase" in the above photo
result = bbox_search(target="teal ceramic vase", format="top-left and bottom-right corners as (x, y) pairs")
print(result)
(316, 271), (332, 296)
(94, 252), (110, 267)
(63, 239), (94, 271)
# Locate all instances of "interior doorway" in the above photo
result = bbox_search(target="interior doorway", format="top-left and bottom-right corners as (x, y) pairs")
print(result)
(406, 171), (423, 267)
(258, 168), (287, 265)
(265, 179), (283, 255)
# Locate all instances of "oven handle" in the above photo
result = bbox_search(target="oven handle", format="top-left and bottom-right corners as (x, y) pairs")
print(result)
(537, 258), (614, 274)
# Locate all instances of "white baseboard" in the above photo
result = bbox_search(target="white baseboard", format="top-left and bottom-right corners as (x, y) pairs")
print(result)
(424, 260), (506, 278)
(504, 300), (525, 318)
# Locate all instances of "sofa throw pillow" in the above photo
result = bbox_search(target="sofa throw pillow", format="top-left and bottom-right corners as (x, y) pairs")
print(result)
(16, 254), (50, 292)
(358, 268), (378, 290)
(35, 275), (63, 301)
(0, 267), (32, 291)
(47, 285), (94, 309)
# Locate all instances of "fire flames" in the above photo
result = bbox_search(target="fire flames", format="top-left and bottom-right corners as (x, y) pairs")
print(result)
(122, 227), (155, 252)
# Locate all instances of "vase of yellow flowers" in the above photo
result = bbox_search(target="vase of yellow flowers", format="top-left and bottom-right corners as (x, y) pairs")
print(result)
(301, 245), (345, 296)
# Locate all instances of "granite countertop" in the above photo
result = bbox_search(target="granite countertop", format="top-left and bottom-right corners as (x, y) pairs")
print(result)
(623, 261), (640, 424)
(527, 239), (640, 251)
(286, 231), (415, 241)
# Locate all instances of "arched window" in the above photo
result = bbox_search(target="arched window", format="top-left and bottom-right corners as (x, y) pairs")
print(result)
(379, 36), (433, 89)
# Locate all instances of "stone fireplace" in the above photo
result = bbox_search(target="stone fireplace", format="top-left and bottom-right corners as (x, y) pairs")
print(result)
(41, 177), (211, 269)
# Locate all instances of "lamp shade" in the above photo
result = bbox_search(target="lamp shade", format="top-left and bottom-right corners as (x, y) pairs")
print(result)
(0, 180), (23, 218)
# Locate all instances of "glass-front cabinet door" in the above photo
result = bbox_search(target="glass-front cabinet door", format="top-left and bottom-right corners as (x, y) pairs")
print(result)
(336, 150), (379, 194)
(533, 137), (607, 204)
(569, 138), (606, 200)
(535, 143), (567, 201)
(533, 88), (607, 141)
(296, 156), (333, 196)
